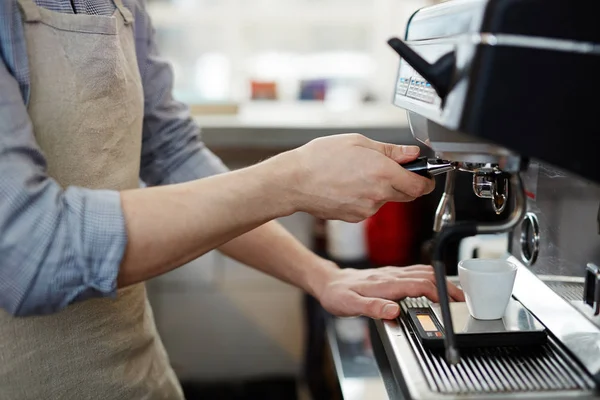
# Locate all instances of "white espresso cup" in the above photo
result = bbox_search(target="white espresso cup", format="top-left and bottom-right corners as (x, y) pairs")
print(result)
(458, 258), (518, 320)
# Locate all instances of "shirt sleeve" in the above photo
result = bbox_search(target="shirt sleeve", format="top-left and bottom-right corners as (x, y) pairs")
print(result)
(135, 3), (229, 186)
(0, 57), (127, 317)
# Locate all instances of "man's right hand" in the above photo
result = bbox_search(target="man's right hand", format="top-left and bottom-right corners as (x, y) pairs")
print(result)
(118, 133), (435, 288)
(268, 133), (435, 222)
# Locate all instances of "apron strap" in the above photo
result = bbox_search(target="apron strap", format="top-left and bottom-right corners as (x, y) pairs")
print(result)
(113, 0), (134, 25)
(16, 0), (42, 22)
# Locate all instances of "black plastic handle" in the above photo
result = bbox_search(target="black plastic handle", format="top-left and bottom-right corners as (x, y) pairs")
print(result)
(401, 156), (430, 177)
(387, 37), (456, 100)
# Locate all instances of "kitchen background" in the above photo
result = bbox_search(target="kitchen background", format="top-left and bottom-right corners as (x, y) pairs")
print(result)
(147, 0), (431, 108)
(144, 0), (439, 399)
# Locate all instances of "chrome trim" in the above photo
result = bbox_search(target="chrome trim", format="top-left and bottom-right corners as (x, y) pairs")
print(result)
(539, 275), (586, 284)
(477, 174), (526, 234)
(425, 159), (456, 176)
(375, 318), (437, 399)
(434, 170), (456, 233)
(472, 173), (508, 215)
(477, 33), (600, 54)
(510, 255), (600, 383)
(401, 34), (600, 55)
(374, 308), (598, 399)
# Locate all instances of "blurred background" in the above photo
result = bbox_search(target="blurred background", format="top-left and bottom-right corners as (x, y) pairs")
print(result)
(147, 0), (430, 111)
(142, 1), (473, 400)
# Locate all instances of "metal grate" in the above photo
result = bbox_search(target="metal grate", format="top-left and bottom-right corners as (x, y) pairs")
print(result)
(400, 298), (596, 394)
(545, 280), (584, 303)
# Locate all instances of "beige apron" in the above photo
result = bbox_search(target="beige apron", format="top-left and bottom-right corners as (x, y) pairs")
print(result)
(0, 1), (183, 398)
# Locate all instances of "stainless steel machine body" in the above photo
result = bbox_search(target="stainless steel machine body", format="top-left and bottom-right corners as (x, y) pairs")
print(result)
(374, 0), (600, 398)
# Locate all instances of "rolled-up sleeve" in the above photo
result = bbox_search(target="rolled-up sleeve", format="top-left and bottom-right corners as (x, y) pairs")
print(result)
(135, 3), (229, 186)
(0, 58), (127, 317)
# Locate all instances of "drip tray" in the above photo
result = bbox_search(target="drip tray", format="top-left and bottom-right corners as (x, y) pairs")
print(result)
(398, 297), (596, 395)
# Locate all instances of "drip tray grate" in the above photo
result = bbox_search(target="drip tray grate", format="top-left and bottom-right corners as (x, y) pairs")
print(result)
(544, 280), (584, 303)
(401, 298), (596, 394)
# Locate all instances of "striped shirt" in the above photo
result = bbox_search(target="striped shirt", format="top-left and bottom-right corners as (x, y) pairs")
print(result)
(0, 0), (228, 316)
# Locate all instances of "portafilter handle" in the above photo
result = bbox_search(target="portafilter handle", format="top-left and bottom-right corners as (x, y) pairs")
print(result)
(401, 157), (455, 177)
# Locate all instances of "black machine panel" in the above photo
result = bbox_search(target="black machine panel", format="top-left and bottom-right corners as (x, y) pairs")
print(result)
(463, 45), (600, 184)
(391, 0), (600, 184)
(481, 0), (600, 43)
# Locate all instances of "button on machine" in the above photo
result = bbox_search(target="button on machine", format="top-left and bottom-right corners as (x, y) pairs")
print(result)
(396, 77), (410, 95)
(401, 76), (436, 104)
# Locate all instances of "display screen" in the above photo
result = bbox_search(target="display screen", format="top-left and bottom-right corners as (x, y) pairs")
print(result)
(417, 314), (438, 332)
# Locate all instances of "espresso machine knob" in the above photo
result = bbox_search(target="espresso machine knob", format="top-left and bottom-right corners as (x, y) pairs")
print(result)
(520, 213), (540, 266)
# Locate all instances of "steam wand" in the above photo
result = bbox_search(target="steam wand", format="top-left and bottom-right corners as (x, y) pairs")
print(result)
(434, 170), (456, 233)
(431, 173), (527, 364)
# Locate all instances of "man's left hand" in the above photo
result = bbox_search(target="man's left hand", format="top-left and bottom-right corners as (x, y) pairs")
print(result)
(316, 264), (465, 320)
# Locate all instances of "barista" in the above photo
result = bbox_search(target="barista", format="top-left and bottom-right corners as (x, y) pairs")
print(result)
(0, 0), (463, 399)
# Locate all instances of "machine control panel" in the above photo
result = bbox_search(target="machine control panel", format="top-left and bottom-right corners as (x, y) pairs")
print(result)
(392, 41), (452, 110)
(396, 76), (437, 104)
(395, 60), (437, 105)
(407, 79), (436, 104)
(396, 77), (410, 96)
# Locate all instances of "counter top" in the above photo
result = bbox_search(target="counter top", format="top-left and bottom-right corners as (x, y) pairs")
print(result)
(195, 102), (409, 130)
(195, 102), (414, 148)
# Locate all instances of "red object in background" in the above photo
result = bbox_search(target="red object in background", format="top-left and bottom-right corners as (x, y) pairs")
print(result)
(365, 201), (420, 267)
(250, 81), (278, 100)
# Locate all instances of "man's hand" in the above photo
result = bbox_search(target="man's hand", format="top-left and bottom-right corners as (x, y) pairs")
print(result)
(268, 134), (435, 222)
(118, 133), (436, 291)
(315, 265), (465, 320)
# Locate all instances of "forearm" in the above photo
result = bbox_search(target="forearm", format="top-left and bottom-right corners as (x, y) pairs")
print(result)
(118, 160), (293, 286)
(218, 220), (339, 298)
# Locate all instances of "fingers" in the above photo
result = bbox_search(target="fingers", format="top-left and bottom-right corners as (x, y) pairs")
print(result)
(323, 264), (465, 321)
(352, 135), (421, 163)
(393, 264), (435, 273)
(346, 134), (435, 201)
(347, 291), (401, 320)
(380, 186), (417, 203)
(390, 166), (436, 198)
(387, 144), (421, 164)
(450, 283), (466, 302)
(380, 265), (465, 301)
(374, 153), (435, 199)
(356, 277), (440, 303)
(371, 158), (433, 202)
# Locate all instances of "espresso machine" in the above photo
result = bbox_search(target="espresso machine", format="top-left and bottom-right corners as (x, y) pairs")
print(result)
(373, 0), (600, 398)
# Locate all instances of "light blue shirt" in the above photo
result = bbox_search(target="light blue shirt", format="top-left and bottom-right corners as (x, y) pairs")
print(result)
(0, 0), (228, 316)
